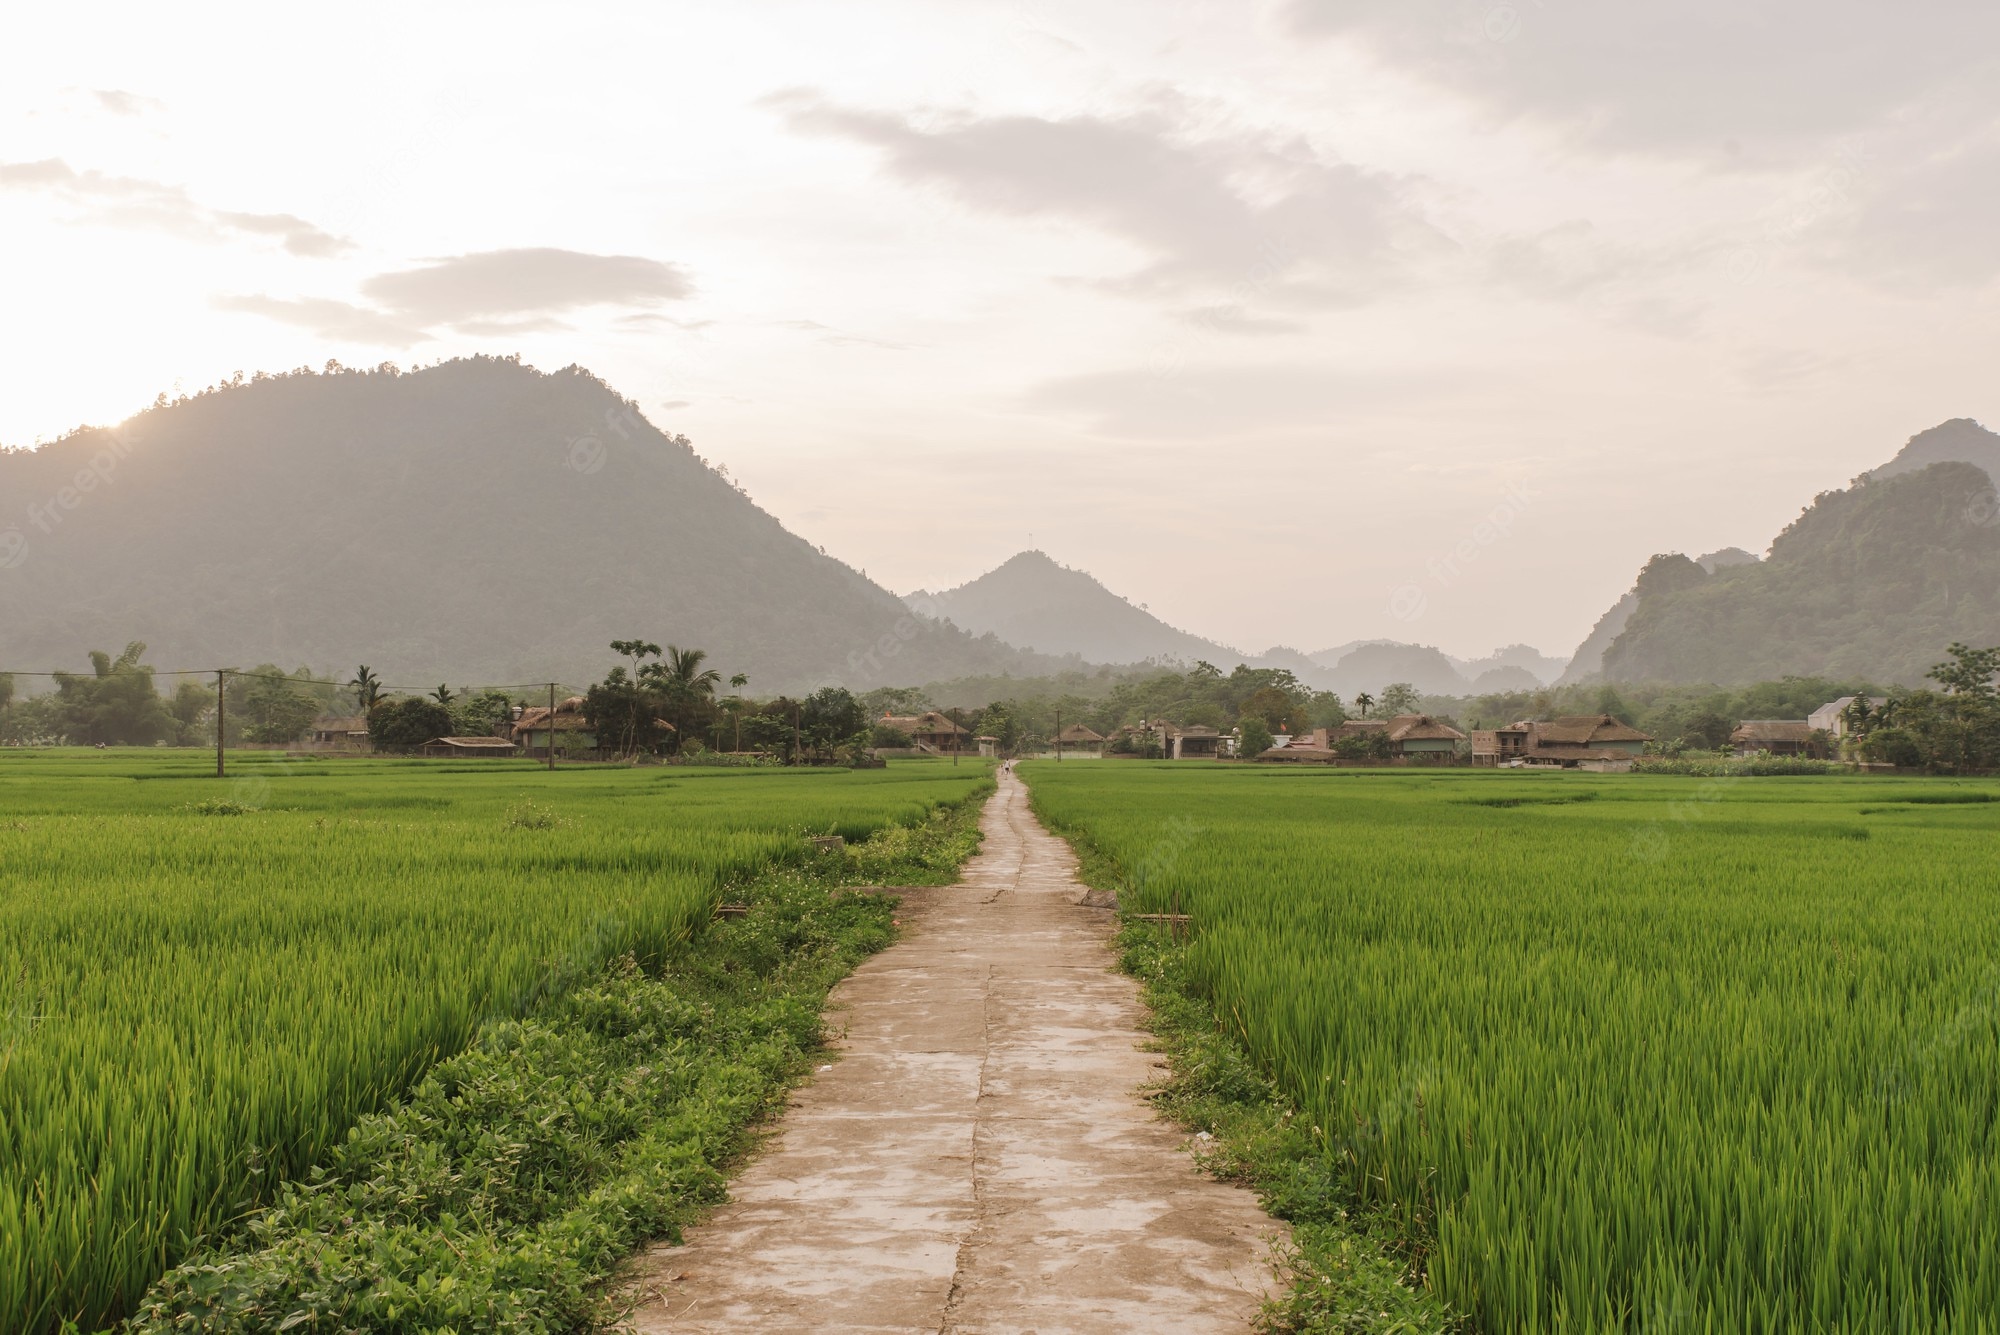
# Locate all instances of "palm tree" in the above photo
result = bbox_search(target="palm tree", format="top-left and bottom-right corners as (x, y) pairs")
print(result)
(643, 646), (723, 750)
(349, 665), (382, 712)
(648, 646), (722, 699)
(715, 673), (750, 753)
(431, 684), (455, 708)
(1354, 692), (1374, 719)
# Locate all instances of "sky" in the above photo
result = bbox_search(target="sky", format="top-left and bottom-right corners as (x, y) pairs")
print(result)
(3, 0), (1996, 661)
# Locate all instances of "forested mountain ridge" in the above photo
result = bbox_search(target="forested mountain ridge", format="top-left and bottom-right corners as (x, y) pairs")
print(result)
(1557, 548), (1758, 684)
(1872, 417), (2000, 488)
(0, 358), (1070, 689)
(907, 550), (1248, 668)
(1601, 462), (2000, 684)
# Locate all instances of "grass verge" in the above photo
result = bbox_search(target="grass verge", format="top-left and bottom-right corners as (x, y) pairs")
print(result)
(1034, 797), (1461, 1335)
(123, 792), (987, 1334)
(1120, 930), (1461, 1335)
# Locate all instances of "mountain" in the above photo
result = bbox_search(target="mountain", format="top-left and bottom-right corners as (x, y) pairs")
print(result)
(1600, 462), (2000, 684)
(0, 358), (1069, 690)
(1247, 644), (1335, 681)
(1453, 644), (1569, 687)
(1299, 641), (1566, 697)
(1873, 418), (2000, 488)
(1466, 665), (1546, 693)
(906, 550), (1247, 667)
(1558, 548), (1759, 684)
(1317, 642), (1470, 698)
(1306, 640), (1395, 669)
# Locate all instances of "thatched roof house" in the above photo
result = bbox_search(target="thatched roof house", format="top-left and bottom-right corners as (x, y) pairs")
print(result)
(1503, 715), (1653, 771)
(1530, 715), (1652, 750)
(878, 710), (972, 752)
(513, 698), (594, 757)
(310, 716), (370, 748)
(1731, 720), (1822, 757)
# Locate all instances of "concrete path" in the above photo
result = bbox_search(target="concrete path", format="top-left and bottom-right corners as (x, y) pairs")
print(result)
(624, 767), (1282, 1334)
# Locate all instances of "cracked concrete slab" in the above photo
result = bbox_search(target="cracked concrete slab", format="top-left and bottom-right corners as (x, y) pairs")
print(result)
(623, 767), (1283, 1333)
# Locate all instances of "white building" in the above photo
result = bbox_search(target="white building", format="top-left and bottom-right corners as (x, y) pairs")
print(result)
(1808, 696), (1888, 738)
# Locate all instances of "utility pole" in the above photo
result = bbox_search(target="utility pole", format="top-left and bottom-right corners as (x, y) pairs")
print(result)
(1055, 706), (1061, 763)
(951, 708), (960, 766)
(793, 701), (802, 766)
(215, 670), (227, 778)
(547, 683), (556, 772)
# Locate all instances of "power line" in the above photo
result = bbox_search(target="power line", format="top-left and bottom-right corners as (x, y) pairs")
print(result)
(0, 666), (571, 694)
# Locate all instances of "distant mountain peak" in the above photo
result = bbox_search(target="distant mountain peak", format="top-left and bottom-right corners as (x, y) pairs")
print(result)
(1873, 417), (1999, 488)
(906, 551), (1245, 666)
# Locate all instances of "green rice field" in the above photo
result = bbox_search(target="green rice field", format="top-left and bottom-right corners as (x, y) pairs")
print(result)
(0, 751), (990, 1333)
(1025, 763), (2000, 1333)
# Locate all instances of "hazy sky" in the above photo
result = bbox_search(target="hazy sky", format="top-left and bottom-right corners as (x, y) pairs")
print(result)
(4, 1), (1996, 660)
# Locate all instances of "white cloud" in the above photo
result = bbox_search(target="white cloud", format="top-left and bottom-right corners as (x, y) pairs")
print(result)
(0, 158), (350, 256)
(1286, 0), (2000, 159)
(360, 248), (694, 324)
(219, 248), (695, 347)
(90, 89), (164, 117)
(767, 91), (1442, 310)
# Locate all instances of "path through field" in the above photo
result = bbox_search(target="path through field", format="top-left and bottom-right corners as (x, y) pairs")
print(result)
(625, 767), (1281, 1333)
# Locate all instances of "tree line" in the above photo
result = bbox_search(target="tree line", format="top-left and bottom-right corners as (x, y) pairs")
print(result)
(7, 639), (1996, 773)
(1845, 643), (2000, 773)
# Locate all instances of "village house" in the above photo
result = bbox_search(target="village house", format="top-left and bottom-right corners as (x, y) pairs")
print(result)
(1167, 723), (1225, 759)
(1263, 714), (1467, 764)
(1730, 720), (1824, 758)
(309, 716), (371, 749)
(513, 697), (677, 758)
(1808, 696), (1889, 738)
(1105, 720), (1229, 759)
(1507, 715), (1653, 772)
(877, 710), (973, 755)
(1471, 723), (1533, 766)
(1054, 722), (1107, 756)
(513, 697), (595, 756)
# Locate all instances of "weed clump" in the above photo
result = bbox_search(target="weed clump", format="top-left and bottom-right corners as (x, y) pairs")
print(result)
(503, 797), (567, 830)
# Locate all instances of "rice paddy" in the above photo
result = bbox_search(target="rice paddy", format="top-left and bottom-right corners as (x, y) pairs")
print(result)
(1024, 763), (2000, 1333)
(0, 750), (990, 1333)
